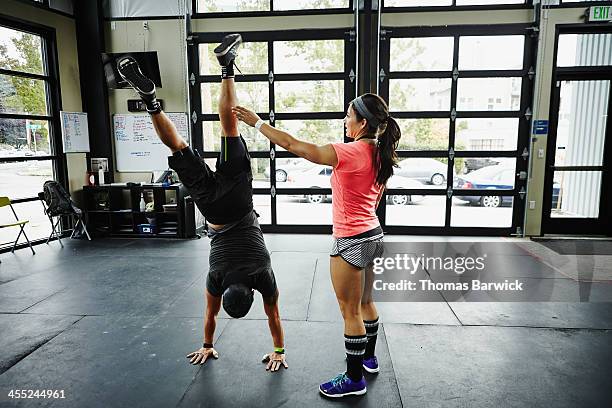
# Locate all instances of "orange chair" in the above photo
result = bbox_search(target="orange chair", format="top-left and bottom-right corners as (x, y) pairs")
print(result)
(0, 197), (35, 261)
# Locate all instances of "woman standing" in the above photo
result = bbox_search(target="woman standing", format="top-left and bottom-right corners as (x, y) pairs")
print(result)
(233, 93), (400, 398)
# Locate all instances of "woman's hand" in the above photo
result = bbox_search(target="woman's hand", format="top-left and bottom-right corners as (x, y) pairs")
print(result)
(186, 347), (219, 365)
(232, 106), (261, 127)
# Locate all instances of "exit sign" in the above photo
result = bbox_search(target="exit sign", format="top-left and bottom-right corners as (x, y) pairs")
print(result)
(588, 6), (612, 22)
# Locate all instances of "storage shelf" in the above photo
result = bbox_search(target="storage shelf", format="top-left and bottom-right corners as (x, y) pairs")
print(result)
(83, 184), (195, 239)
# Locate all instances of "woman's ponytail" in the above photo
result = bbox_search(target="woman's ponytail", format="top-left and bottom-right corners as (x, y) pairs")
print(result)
(375, 116), (401, 186)
(351, 93), (401, 187)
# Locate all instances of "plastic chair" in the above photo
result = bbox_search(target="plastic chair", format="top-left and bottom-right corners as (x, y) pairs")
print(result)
(0, 196), (35, 261)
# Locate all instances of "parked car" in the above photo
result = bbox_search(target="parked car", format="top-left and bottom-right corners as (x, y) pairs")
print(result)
(395, 158), (451, 186)
(264, 158), (315, 182)
(386, 174), (426, 205)
(454, 164), (515, 207)
(455, 164), (561, 208)
(286, 165), (332, 203)
(463, 158), (502, 174)
(286, 164), (424, 205)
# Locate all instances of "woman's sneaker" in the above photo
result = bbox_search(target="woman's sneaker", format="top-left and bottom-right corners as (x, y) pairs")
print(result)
(362, 356), (380, 374)
(319, 372), (366, 398)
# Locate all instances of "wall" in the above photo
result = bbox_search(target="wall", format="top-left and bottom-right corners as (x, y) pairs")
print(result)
(381, 8), (533, 26)
(191, 13), (353, 32)
(105, 18), (189, 183)
(524, 7), (587, 236)
(0, 0), (85, 200)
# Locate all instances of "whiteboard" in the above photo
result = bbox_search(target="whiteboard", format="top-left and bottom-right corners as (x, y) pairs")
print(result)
(113, 113), (189, 172)
(60, 111), (90, 153)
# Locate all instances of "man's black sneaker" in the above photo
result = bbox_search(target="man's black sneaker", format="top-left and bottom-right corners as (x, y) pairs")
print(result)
(214, 33), (242, 67)
(116, 56), (161, 113)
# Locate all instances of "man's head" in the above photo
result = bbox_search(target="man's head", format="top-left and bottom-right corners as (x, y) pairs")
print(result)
(222, 283), (254, 318)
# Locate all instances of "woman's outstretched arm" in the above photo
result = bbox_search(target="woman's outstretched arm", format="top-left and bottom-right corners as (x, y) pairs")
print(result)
(232, 105), (338, 167)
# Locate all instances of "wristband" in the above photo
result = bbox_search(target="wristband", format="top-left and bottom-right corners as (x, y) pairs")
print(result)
(203, 342), (213, 349)
(255, 119), (265, 131)
(274, 347), (285, 354)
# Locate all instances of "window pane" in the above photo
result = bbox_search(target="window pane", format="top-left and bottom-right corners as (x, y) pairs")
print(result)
(386, 195), (446, 227)
(0, 26), (44, 75)
(396, 119), (449, 150)
(274, 120), (344, 151)
(197, 0), (269, 12)
(199, 42), (267, 75)
(275, 81), (343, 113)
(0, 200), (52, 247)
(202, 121), (269, 152)
(457, 78), (522, 111)
(395, 158), (450, 187)
(0, 119), (51, 157)
(274, 0), (348, 10)
(455, 118), (518, 151)
(270, 158), (318, 183)
(459, 36), (524, 70)
(384, 0), (452, 6)
(274, 40), (344, 74)
(276, 159), (332, 224)
(390, 37), (454, 72)
(0, 159), (54, 200)
(384, 0), (524, 5)
(253, 194), (271, 225)
(557, 33), (612, 67)
(276, 193), (333, 224)
(389, 79), (452, 111)
(454, 158), (516, 189)
(551, 171), (601, 218)
(200, 82), (268, 114)
(555, 80), (609, 167)
(0, 74), (48, 115)
(451, 196), (514, 227)
(249, 156), (269, 186)
(456, 0), (523, 4)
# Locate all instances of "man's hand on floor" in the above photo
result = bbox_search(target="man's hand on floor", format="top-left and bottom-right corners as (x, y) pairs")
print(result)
(186, 347), (219, 365)
(261, 352), (288, 372)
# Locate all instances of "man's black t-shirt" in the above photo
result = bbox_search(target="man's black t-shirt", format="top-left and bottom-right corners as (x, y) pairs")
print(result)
(167, 136), (276, 300)
(205, 210), (276, 299)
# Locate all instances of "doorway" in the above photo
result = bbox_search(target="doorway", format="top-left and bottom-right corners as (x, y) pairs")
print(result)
(542, 27), (612, 235)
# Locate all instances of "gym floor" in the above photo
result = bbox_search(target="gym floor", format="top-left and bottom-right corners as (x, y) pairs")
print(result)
(1, 235), (611, 408)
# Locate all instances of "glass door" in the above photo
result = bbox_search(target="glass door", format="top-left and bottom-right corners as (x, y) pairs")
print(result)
(542, 29), (612, 235)
(543, 79), (611, 234)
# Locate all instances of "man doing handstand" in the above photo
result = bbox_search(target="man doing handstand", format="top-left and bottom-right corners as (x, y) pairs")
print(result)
(117, 34), (287, 372)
